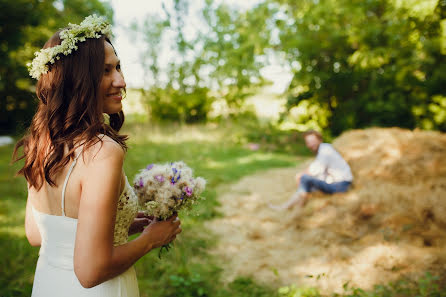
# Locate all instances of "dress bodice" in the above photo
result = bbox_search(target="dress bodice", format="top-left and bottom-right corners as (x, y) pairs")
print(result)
(32, 175), (138, 268)
(113, 176), (139, 245)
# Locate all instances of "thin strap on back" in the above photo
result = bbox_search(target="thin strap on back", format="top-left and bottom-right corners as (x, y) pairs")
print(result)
(61, 150), (83, 216)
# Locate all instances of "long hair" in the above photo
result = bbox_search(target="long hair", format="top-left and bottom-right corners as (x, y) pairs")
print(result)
(13, 30), (127, 190)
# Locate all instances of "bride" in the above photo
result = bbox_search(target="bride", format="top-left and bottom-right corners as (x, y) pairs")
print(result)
(13, 15), (181, 296)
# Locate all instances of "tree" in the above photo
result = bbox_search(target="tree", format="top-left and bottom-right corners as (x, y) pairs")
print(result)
(0, 0), (113, 134)
(135, 0), (273, 122)
(274, 0), (446, 135)
(201, 0), (271, 109)
(135, 0), (213, 123)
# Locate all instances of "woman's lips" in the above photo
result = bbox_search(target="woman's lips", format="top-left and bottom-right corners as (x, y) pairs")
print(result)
(108, 93), (122, 101)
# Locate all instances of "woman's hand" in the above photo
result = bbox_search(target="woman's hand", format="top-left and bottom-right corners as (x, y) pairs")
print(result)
(140, 213), (182, 250)
(128, 212), (153, 236)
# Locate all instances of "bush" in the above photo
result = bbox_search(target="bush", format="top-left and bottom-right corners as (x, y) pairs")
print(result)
(278, 285), (321, 297)
(142, 87), (213, 123)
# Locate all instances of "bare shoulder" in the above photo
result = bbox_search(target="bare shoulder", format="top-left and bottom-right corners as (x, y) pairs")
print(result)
(81, 135), (125, 167)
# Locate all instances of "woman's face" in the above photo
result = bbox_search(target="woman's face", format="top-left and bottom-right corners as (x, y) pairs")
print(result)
(99, 41), (126, 114)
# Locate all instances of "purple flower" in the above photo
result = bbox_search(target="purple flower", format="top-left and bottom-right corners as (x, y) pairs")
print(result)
(138, 177), (144, 188)
(146, 164), (154, 170)
(185, 186), (193, 197)
(170, 169), (181, 185)
(155, 175), (164, 183)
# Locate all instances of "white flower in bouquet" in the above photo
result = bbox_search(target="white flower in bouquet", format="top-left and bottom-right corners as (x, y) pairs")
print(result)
(133, 161), (206, 220)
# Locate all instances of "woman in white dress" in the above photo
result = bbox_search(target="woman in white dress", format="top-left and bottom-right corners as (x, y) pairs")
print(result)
(13, 15), (182, 296)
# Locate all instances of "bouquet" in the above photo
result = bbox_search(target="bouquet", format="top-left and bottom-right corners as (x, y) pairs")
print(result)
(133, 161), (206, 256)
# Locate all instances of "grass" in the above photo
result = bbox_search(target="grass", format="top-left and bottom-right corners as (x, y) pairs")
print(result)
(123, 123), (301, 297)
(1, 121), (444, 297)
(0, 143), (37, 296)
(0, 122), (301, 297)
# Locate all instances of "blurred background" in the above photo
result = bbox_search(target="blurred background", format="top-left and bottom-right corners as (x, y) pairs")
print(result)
(1, 0), (445, 136)
(1, 0), (445, 296)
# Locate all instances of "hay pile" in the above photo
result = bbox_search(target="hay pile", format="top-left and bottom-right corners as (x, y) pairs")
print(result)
(207, 128), (446, 294)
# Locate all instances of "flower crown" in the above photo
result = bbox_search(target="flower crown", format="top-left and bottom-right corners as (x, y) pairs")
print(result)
(28, 14), (112, 80)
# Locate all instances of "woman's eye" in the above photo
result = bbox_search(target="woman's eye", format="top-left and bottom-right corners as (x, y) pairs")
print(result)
(116, 64), (121, 71)
(104, 68), (111, 73)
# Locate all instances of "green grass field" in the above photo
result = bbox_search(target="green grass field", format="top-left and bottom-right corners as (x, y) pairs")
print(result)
(0, 123), (301, 297)
(1, 122), (444, 297)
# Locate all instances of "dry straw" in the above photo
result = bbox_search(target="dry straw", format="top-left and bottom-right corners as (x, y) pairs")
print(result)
(208, 128), (446, 294)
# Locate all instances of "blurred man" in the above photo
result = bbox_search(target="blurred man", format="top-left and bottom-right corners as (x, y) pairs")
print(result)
(271, 130), (353, 210)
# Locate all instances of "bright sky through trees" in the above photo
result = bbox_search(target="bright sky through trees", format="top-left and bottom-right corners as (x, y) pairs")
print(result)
(110, 0), (292, 93)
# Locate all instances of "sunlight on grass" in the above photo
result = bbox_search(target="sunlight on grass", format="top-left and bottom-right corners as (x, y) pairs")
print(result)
(205, 159), (226, 169)
(124, 123), (226, 144)
(235, 153), (277, 165)
(0, 226), (25, 237)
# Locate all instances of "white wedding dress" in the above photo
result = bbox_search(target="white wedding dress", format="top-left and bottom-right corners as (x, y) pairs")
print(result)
(31, 151), (140, 297)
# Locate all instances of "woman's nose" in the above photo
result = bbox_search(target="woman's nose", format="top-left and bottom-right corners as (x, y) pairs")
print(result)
(112, 72), (126, 88)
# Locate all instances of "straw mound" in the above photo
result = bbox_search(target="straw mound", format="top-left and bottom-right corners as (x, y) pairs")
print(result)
(207, 128), (446, 294)
(333, 128), (446, 228)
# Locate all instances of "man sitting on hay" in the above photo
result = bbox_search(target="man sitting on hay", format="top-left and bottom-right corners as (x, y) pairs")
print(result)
(271, 130), (353, 210)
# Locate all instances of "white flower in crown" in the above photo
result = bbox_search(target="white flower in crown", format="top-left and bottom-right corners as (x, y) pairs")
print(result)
(27, 14), (113, 80)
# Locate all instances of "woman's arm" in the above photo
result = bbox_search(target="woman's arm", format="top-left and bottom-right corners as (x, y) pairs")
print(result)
(73, 139), (181, 288)
(25, 190), (42, 247)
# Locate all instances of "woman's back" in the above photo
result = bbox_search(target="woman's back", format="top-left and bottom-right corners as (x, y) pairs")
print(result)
(29, 149), (83, 219)
(28, 138), (126, 219)
(29, 138), (140, 296)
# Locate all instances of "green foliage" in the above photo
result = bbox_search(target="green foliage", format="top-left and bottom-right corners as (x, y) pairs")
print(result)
(134, 0), (273, 122)
(337, 272), (444, 297)
(278, 285), (321, 297)
(276, 0), (446, 135)
(133, 0), (446, 133)
(134, 1), (215, 123)
(278, 272), (446, 297)
(229, 118), (315, 155)
(0, 0), (113, 134)
(201, 1), (271, 109)
(218, 277), (277, 297)
(168, 273), (208, 297)
(141, 86), (213, 123)
(0, 143), (36, 296)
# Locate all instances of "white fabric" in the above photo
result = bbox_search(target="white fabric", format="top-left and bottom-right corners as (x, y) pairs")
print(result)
(61, 150), (82, 216)
(31, 153), (140, 297)
(308, 143), (353, 183)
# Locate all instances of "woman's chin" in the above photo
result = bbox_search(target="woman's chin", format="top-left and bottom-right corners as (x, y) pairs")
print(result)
(103, 104), (122, 115)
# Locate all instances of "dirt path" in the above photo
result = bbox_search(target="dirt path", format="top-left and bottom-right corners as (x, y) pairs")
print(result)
(207, 160), (446, 294)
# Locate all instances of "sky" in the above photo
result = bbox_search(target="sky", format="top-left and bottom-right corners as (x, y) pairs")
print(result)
(109, 0), (292, 93)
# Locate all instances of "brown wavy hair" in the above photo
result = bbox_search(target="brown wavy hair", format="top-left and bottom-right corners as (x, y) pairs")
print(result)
(13, 29), (127, 190)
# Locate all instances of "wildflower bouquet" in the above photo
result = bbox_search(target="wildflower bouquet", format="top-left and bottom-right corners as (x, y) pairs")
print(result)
(133, 161), (206, 219)
(133, 161), (206, 257)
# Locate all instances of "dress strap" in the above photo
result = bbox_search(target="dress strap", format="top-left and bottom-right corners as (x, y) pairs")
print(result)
(61, 150), (82, 217)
